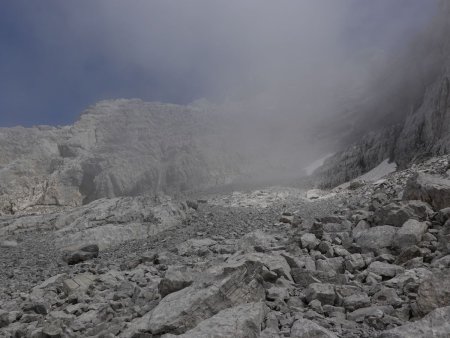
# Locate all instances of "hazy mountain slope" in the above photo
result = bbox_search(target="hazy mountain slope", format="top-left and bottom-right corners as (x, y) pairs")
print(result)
(314, 1), (450, 188)
(0, 99), (242, 214)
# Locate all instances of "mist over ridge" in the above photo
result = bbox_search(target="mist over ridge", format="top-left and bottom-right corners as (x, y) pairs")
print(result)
(0, 0), (448, 198)
(1, 1), (438, 125)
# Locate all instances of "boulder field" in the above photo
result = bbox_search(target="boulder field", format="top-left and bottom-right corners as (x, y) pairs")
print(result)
(1, 155), (450, 337)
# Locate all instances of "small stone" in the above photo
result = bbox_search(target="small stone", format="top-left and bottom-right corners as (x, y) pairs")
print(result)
(62, 273), (96, 295)
(41, 325), (63, 338)
(343, 293), (371, 311)
(176, 238), (217, 256)
(186, 200), (199, 210)
(345, 254), (366, 273)
(317, 241), (334, 256)
(0, 240), (18, 248)
(266, 286), (289, 302)
(62, 243), (99, 265)
(309, 299), (324, 314)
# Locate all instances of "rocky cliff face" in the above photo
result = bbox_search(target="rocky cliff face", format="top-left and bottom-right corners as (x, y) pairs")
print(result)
(313, 126), (400, 188)
(0, 99), (242, 214)
(314, 2), (450, 188)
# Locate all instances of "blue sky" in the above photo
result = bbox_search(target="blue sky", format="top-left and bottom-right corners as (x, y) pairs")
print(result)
(0, 0), (438, 127)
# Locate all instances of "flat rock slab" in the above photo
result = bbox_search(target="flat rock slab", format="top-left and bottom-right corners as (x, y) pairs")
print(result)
(62, 273), (96, 295)
(367, 261), (404, 278)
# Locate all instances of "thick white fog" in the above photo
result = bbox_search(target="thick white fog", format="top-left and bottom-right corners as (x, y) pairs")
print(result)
(4, 0), (441, 175)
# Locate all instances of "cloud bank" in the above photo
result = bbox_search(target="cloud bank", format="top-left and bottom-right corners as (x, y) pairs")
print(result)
(0, 0), (442, 177)
(0, 0), (437, 127)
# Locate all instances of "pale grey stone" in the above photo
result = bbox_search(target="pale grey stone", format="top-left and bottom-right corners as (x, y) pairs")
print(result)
(393, 219), (428, 249)
(290, 317), (338, 338)
(379, 306), (450, 338)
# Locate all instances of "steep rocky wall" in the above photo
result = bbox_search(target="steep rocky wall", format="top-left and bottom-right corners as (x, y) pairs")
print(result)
(314, 126), (400, 188)
(314, 2), (450, 188)
(0, 100), (242, 214)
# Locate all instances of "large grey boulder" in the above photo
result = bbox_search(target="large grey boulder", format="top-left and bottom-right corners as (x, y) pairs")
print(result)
(345, 253), (366, 272)
(352, 220), (370, 240)
(162, 302), (267, 338)
(404, 200), (434, 220)
(379, 306), (450, 338)
(0, 194), (186, 247)
(227, 252), (293, 282)
(133, 259), (265, 335)
(403, 173), (450, 210)
(158, 265), (197, 297)
(355, 226), (397, 252)
(367, 261), (404, 278)
(300, 233), (320, 250)
(384, 268), (433, 291)
(0, 310), (10, 329)
(374, 203), (419, 227)
(393, 219), (428, 249)
(417, 270), (450, 316)
(305, 283), (336, 306)
(316, 257), (345, 274)
(53, 195), (185, 249)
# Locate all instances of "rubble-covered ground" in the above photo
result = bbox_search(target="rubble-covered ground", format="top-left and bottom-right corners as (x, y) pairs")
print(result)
(1, 155), (450, 337)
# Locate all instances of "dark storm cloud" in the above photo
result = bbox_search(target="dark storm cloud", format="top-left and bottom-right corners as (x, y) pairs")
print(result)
(0, 0), (438, 127)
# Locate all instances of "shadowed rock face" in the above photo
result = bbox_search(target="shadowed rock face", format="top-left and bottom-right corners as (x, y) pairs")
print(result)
(0, 99), (242, 214)
(314, 2), (450, 188)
